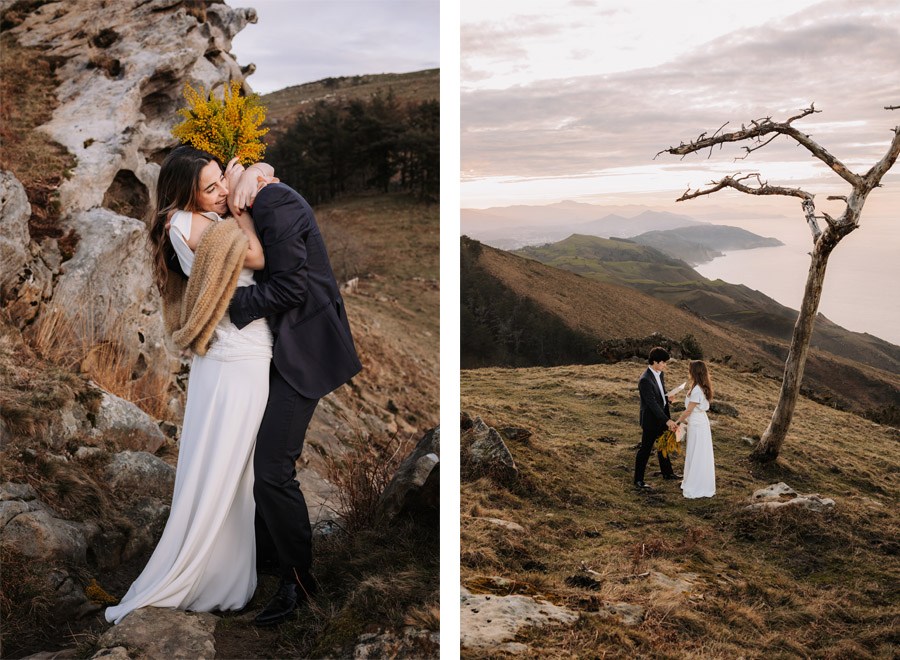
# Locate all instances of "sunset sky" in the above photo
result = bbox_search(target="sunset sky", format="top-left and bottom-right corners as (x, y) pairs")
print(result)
(461, 0), (900, 216)
(232, 0), (439, 94)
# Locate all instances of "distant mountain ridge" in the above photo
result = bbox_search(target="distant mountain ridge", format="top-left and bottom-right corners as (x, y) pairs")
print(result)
(461, 203), (778, 263)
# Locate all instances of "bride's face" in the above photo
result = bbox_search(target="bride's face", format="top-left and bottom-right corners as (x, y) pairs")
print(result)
(196, 160), (229, 215)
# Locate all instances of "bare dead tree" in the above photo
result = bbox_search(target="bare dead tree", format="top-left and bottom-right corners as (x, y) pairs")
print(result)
(658, 104), (900, 462)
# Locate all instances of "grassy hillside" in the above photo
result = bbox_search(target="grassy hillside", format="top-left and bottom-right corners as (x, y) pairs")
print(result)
(260, 69), (439, 138)
(462, 238), (900, 421)
(515, 234), (900, 375)
(461, 361), (900, 658)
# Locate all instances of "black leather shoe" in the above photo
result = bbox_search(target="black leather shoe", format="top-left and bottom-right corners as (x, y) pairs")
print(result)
(634, 481), (652, 490)
(663, 473), (682, 480)
(253, 576), (316, 627)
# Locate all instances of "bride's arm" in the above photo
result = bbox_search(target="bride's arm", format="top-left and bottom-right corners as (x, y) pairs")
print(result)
(236, 212), (265, 270)
(675, 402), (698, 425)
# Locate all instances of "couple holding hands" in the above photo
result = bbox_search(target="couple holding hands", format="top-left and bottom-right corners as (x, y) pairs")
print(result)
(635, 347), (716, 499)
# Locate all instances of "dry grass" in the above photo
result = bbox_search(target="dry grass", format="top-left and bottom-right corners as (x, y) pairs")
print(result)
(461, 361), (900, 658)
(30, 297), (171, 420)
(326, 433), (410, 534)
(0, 313), (90, 439)
(0, 29), (77, 244)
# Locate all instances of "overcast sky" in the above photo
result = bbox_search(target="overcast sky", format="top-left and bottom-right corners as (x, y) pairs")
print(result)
(461, 0), (900, 214)
(231, 0), (439, 94)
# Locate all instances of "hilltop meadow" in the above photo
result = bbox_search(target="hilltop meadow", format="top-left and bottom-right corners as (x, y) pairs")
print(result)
(460, 360), (899, 658)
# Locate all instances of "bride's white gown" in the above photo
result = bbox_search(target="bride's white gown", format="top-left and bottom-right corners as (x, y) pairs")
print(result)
(106, 211), (272, 624)
(681, 385), (716, 499)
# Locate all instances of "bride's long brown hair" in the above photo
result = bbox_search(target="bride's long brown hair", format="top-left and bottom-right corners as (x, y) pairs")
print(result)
(148, 145), (224, 294)
(688, 360), (713, 402)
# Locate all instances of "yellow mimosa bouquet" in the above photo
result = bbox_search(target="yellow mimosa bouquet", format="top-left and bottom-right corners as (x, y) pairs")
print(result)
(172, 81), (268, 165)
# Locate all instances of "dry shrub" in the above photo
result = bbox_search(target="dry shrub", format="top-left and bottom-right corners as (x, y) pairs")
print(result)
(326, 434), (408, 534)
(30, 298), (171, 419)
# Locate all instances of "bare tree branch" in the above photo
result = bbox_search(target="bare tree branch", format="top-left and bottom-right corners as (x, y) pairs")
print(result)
(885, 105), (899, 110)
(659, 105), (866, 188)
(675, 172), (812, 203)
(862, 127), (900, 187)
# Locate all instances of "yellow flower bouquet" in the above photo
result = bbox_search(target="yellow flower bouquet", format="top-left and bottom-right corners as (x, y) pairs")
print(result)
(172, 81), (268, 165)
(655, 428), (680, 459)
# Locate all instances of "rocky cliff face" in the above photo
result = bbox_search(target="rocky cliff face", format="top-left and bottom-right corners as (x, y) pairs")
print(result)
(2, 0), (256, 402)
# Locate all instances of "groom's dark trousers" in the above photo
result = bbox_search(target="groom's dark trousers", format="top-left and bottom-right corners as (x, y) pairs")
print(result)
(229, 183), (362, 581)
(634, 367), (674, 484)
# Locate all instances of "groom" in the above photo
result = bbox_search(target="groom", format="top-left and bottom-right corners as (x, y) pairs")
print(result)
(634, 346), (680, 490)
(228, 180), (362, 626)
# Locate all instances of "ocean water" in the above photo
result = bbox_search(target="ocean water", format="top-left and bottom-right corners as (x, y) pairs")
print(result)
(694, 217), (900, 346)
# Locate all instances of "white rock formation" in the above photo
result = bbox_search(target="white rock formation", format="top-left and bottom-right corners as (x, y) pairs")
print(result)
(746, 482), (836, 512)
(0, 171), (32, 299)
(460, 586), (578, 651)
(10, 0), (257, 213)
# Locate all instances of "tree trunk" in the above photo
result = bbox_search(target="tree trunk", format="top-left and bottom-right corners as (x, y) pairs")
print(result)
(751, 231), (838, 461)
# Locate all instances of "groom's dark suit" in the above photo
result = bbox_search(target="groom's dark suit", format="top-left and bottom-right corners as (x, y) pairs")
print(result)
(635, 367), (675, 484)
(229, 183), (361, 582)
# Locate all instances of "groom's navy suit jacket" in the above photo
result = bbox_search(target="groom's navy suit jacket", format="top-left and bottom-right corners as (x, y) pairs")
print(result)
(228, 183), (361, 399)
(639, 368), (670, 432)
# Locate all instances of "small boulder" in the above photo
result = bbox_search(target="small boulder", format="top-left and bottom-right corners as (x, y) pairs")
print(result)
(96, 608), (217, 659)
(472, 517), (525, 533)
(746, 482), (835, 512)
(463, 417), (518, 480)
(595, 602), (644, 626)
(378, 426), (439, 522)
(1, 509), (90, 563)
(709, 401), (739, 417)
(104, 451), (175, 499)
(0, 171), (31, 300)
(500, 426), (532, 443)
(751, 482), (796, 501)
(94, 392), (166, 453)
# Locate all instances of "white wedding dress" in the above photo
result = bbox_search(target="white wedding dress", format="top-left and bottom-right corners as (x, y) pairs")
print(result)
(681, 385), (716, 499)
(106, 211), (273, 624)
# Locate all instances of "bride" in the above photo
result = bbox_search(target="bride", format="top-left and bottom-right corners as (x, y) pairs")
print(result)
(674, 360), (716, 499)
(106, 146), (276, 623)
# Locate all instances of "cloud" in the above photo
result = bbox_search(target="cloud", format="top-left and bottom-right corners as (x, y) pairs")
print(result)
(233, 0), (439, 94)
(462, 0), (900, 197)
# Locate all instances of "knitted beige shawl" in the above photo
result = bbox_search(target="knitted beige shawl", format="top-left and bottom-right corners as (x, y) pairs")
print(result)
(162, 217), (248, 356)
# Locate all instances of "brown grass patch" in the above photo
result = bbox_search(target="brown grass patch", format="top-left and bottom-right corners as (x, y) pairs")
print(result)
(30, 299), (171, 419)
(461, 361), (900, 658)
(0, 30), (77, 244)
